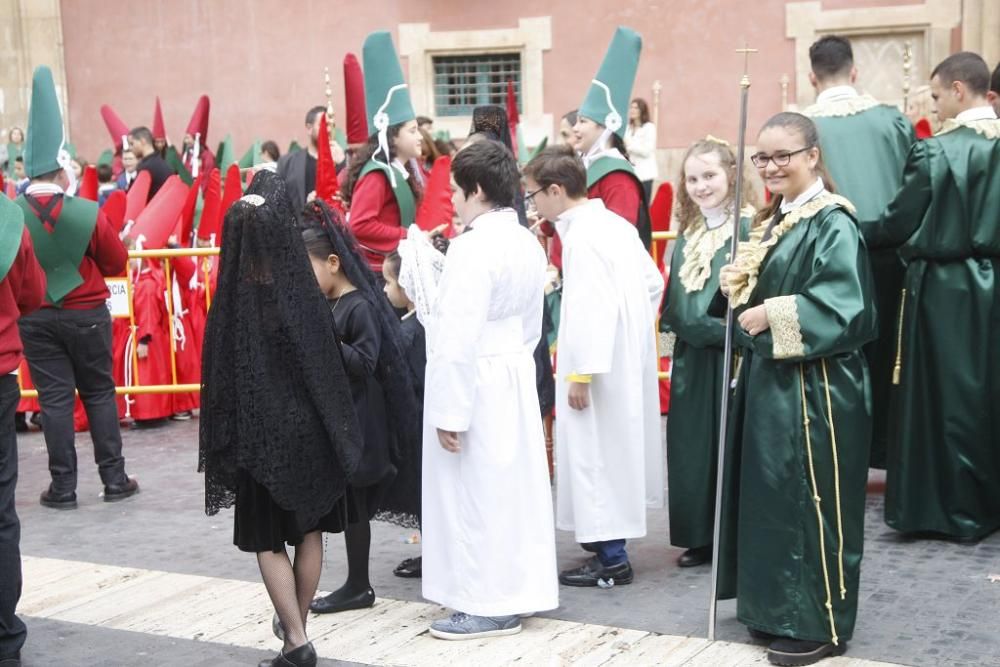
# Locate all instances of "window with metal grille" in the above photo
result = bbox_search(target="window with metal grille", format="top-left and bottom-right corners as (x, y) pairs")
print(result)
(433, 53), (521, 117)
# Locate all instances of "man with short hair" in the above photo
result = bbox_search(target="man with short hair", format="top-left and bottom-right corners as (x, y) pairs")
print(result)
(128, 126), (172, 199)
(803, 34), (916, 468)
(863, 52), (1000, 542)
(524, 146), (663, 587)
(276, 106), (346, 219)
(16, 66), (138, 511)
(422, 140), (557, 640)
(116, 149), (138, 190)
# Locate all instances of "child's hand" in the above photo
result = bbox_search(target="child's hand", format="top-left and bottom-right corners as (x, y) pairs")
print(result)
(437, 428), (461, 453)
(137, 342), (149, 359)
(719, 264), (738, 296)
(738, 305), (770, 336)
(568, 382), (591, 411)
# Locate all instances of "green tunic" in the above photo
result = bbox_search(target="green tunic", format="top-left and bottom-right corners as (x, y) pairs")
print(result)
(861, 119), (1000, 541)
(718, 193), (877, 645)
(16, 194), (98, 306)
(659, 213), (749, 549)
(807, 98), (916, 468)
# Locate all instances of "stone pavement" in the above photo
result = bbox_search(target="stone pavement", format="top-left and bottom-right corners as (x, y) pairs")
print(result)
(10, 419), (1000, 666)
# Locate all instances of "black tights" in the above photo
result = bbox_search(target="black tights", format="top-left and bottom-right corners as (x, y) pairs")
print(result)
(258, 531), (322, 652)
(328, 491), (373, 599)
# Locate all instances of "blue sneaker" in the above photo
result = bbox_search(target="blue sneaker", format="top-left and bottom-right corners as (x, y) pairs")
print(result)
(429, 612), (522, 640)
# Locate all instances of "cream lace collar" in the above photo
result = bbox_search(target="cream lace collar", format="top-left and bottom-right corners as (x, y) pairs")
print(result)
(678, 206), (754, 293)
(803, 94), (880, 118)
(727, 192), (855, 306)
(936, 118), (1000, 139)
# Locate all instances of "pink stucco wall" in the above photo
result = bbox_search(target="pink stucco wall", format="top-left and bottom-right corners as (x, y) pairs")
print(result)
(59, 0), (926, 160)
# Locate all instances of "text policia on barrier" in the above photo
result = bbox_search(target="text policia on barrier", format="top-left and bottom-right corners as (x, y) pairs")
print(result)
(17, 232), (679, 400)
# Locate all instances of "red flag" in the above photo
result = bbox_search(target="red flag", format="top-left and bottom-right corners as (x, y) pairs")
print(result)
(219, 163), (243, 232)
(101, 190), (127, 232)
(315, 114), (342, 213)
(415, 155), (454, 232)
(130, 176), (189, 249)
(77, 165), (99, 201)
(100, 104), (130, 153)
(176, 172), (205, 245)
(196, 169), (223, 243)
(152, 96), (166, 140)
(649, 182), (674, 270)
(505, 80), (520, 149)
(124, 170), (152, 230)
(344, 53), (369, 144)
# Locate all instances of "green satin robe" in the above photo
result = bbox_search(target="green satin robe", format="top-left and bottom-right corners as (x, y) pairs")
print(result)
(718, 201), (877, 645)
(862, 121), (1000, 541)
(660, 215), (749, 549)
(812, 104), (915, 468)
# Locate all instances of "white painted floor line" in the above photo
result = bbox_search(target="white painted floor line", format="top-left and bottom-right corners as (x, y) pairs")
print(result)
(18, 556), (906, 667)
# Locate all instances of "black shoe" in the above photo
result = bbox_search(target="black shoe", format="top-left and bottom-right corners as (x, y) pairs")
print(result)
(0, 651), (21, 667)
(559, 556), (633, 587)
(40, 488), (77, 510)
(14, 413), (28, 433)
(748, 627), (782, 643)
(309, 587), (375, 614)
(393, 556), (422, 578)
(104, 477), (140, 502)
(767, 638), (846, 666)
(677, 546), (712, 568)
(258, 641), (317, 667)
(29, 412), (42, 429)
(581, 542), (599, 554)
(170, 410), (193, 421)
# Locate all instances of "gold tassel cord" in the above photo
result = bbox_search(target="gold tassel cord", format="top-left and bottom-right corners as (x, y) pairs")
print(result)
(892, 289), (907, 385)
(799, 364), (839, 646)
(821, 359), (847, 600)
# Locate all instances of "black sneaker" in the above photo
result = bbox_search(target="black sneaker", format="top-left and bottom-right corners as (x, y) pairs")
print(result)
(40, 488), (77, 510)
(558, 556), (633, 587)
(767, 638), (846, 666)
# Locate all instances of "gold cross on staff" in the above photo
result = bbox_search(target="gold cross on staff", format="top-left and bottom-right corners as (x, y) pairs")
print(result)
(736, 44), (759, 74)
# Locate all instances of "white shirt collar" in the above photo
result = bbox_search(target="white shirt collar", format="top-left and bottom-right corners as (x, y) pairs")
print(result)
(816, 85), (859, 105)
(700, 204), (730, 230)
(955, 106), (999, 122)
(780, 178), (826, 214)
(25, 182), (65, 196)
(555, 198), (603, 236)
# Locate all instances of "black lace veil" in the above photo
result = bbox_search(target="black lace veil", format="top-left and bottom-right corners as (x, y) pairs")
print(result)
(198, 171), (362, 529)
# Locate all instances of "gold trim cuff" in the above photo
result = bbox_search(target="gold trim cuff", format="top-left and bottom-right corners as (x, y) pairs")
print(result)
(765, 295), (805, 359)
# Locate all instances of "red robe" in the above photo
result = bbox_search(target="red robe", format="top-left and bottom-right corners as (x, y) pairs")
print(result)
(349, 170), (408, 272)
(130, 265), (173, 421)
(168, 258), (204, 413)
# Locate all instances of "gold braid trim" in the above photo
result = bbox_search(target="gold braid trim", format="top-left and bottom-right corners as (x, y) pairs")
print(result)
(764, 295), (805, 359)
(803, 94), (880, 118)
(821, 359), (847, 601)
(799, 364), (839, 646)
(936, 118), (1000, 139)
(727, 194), (856, 307)
(658, 331), (677, 358)
(892, 288), (907, 385)
(679, 218), (734, 293)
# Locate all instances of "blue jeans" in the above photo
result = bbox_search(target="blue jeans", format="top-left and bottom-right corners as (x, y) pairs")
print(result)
(584, 539), (628, 566)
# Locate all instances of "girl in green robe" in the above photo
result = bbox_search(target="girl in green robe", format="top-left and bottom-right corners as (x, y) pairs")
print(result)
(718, 112), (877, 666)
(659, 136), (755, 568)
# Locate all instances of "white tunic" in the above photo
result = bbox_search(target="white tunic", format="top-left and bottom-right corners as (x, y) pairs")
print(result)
(421, 208), (558, 616)
(555, 199), (665, 543)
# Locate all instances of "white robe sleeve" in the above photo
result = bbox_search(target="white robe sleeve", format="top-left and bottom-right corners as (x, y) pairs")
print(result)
(637, 234), (665, 312)
(424, 239), (491, 432)
(561, 236), (619, 376)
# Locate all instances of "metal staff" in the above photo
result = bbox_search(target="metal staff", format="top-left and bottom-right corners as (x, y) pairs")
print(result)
(708, 44), (756, 642)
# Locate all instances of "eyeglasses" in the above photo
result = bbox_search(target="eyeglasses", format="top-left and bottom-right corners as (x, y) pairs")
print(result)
(750, 147), (811, 168)
(525, 186), (546, 202)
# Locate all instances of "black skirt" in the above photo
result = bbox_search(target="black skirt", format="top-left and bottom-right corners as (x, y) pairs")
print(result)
(233, 470), (351, 553)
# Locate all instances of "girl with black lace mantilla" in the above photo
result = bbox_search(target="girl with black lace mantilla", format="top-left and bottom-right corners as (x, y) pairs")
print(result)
(302, 201), (421, 616)
(199, 171), (362, 667)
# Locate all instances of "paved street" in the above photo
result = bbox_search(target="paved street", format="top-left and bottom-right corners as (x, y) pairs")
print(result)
(11, 419), (1000, 666)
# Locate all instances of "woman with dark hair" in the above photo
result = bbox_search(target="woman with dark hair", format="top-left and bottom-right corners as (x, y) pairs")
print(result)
(199, 171), (362, 667)
(301, 200), (422, 615)
(625, 98), (658, 201)
(343, 31), (423, 273)
(717, 112), (876, 666)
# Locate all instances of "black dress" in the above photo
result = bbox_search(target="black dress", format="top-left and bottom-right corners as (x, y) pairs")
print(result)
(329, 290), (396, 519)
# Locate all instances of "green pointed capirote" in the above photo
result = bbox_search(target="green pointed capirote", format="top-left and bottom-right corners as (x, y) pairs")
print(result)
(215, 134), (234, 170)
(23, 66), (65, 178)
(362, 31), (415, 136)
(578, 27), (642, 137)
